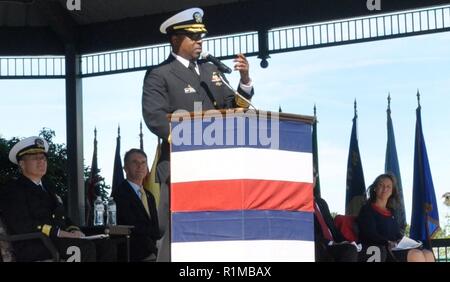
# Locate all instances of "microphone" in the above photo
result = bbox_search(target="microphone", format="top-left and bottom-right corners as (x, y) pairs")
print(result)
(200, 51), (232, 74)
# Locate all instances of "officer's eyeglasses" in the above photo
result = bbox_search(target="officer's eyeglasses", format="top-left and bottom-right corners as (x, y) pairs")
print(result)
(184, 33), (206, 41)
(22, 154), (47, 162)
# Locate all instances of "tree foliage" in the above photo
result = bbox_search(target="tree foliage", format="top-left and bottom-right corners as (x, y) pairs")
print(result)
(0, 136), (20, 186)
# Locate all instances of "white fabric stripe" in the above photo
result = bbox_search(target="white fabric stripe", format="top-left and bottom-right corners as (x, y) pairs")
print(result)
(171, 148), (313, 183)
(172, 240), (315, 262)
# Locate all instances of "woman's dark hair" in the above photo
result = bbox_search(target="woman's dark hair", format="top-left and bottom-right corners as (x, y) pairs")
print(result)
(367, 173), (399, 210)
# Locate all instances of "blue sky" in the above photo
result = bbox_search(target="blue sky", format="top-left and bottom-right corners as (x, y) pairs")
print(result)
(1, 31), (450, 227)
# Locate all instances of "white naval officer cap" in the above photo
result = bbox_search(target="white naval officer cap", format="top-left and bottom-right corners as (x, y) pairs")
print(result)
(159, 7), (207, 35)
(9, 136), (49, 165)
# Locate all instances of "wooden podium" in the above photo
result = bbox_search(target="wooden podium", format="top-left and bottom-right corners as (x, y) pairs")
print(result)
(169, 109), (315, 261)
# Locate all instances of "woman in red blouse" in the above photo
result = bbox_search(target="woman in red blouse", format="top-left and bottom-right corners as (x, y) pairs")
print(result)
(358, 173), (435, 262)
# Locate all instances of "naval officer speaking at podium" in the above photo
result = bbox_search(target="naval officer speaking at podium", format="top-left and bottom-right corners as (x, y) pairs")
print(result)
(142, 7), (255, 261)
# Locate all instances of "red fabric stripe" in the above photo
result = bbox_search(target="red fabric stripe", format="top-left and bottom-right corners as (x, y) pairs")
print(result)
(171, 179), (313, 212)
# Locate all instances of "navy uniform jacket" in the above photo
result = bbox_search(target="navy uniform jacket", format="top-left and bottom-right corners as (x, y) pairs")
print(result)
(114, 180), (160, 261)
(0, 175), (79, 261)
(142, 54), (254, 184)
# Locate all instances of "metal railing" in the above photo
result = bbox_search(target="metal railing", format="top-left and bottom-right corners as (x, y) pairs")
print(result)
(0, 5), (449, 79)
(0, 56), (65, 79)
(268, 5), (450, 54)
(81, 31), (258, 77)
(432, 238), (450, 262)
(81, 43), (170, 77)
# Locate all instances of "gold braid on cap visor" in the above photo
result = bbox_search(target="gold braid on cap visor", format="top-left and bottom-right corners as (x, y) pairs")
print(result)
(17, 148), (46, 157)
(173, 23), (207, 33)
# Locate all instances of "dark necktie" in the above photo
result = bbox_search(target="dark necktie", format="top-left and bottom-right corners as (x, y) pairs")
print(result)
(188, 61), (198, 76)
(314, 202), (334, 241)
(37, 184), (47, 194)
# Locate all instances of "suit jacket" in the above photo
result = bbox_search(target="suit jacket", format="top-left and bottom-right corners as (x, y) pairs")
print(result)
(314, 197), (346, 244)
(142, 55), (254, 185)
(0, 175), (77, 261)
(114, 180), (160, 261)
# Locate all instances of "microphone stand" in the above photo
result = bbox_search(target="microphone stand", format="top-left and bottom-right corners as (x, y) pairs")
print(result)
(217, 72), (257, 110)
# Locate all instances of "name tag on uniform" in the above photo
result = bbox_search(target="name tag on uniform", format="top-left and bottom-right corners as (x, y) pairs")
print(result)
(184, 85), (196, 94)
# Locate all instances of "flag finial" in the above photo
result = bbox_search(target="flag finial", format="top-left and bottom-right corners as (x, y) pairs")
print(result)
(417, 89), (421, 107)
(278, 105), (282, 113)
(387, 93), (391, 113)
(117, 125), (121, 137)
(354, 99), (357, 118)
(93, 127), (98, 148)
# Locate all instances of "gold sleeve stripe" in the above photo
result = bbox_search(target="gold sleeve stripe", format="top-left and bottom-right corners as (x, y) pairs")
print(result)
(168, 134), (172, 144)
(235, 96), (250, 108)
(41, 225), (52, 237)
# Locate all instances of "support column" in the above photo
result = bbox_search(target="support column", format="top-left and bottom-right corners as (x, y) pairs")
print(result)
(65, 43), (85, 225)
(257, 28), (270, 68)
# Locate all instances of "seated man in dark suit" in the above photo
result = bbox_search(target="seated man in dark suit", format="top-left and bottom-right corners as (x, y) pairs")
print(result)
(313, 173), (358, 262)
(114, 149), (160, 261)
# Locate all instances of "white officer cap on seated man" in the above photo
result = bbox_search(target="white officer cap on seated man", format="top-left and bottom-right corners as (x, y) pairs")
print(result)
(160, 7), (207, 34)
(9, 136), (49, 165)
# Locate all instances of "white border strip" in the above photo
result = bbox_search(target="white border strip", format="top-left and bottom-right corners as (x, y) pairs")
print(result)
(172, 240), (315, 262)
(171, 148), (312, 183)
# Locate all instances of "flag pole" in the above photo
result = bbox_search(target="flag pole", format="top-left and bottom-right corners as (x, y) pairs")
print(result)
(312, 104), (320, 198)
(416, 91), (432, 248)
(140, 121), (144, 151)
(345, 99), (366, 216)
(385, 92), (407, 233)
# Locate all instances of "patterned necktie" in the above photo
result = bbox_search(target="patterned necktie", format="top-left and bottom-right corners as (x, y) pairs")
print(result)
(139, 187), (150, 217)
(314, 202), (333, 241)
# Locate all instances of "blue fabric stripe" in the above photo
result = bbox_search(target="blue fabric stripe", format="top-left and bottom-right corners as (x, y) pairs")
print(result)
(171, 118), (312, 153)
(172, 210), (314, 242)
